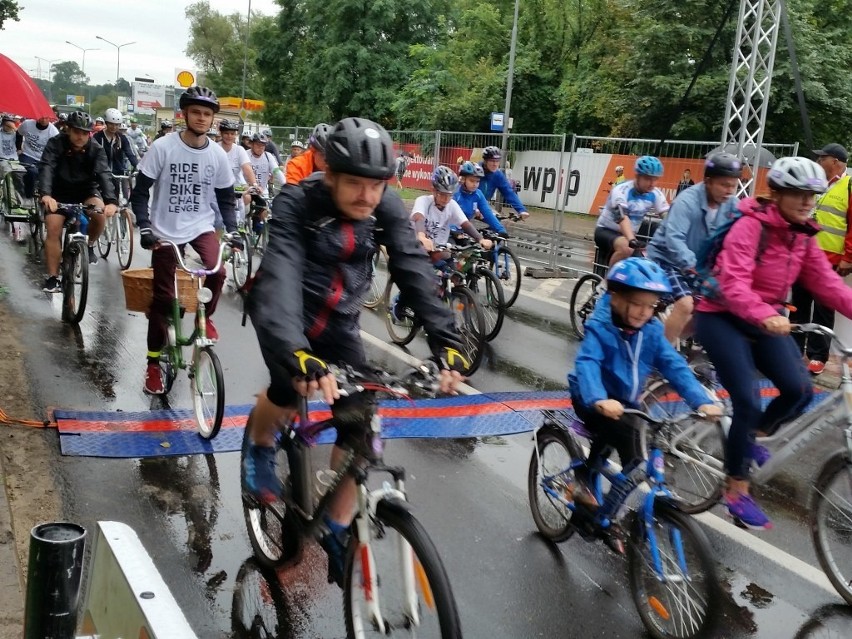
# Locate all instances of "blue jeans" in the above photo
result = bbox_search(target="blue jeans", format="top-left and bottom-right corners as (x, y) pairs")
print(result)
(18, 154), (39, 198)
(695, 311), (813, 479)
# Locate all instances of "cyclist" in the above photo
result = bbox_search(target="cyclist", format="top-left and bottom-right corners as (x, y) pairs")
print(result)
(260, 128), (281, 164)
(479, 145), (529, 219)
(93, 108), (138, 201)
(126, 118), (148, 156)
(129, 87), (241, 395)
(595, 155), (669, 267)
(285, 123), (330, 185)
(218, 119), (257, 219)
(244, 117), (469, 587)
(608, 165), (625, 187)
(37, 111), (118, 291)
(55, 113), (68, 133)
(452, 161), (506, 235)
(248, 133), (284, 198)
(155, 120), (173, 140)
(16, 115), (59, 201)
(0, 114), (16, 161)
(647, 152), (742, 343)
(568, 257), (720, 551)
(288, 139), (305, 160)
(694, 156), (852, 529)
(0, 114), (27, 242)
(91, 116), (105, 135)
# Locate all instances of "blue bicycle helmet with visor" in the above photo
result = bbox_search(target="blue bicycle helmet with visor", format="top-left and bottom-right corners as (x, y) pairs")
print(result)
(634, 155), (664, 177)
(606, 257), (672, 294)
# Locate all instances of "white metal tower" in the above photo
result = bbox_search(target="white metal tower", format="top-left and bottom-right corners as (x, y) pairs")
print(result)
(721, 0), (782, 196)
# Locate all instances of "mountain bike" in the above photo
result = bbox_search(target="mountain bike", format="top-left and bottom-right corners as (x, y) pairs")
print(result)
(56, 203), (101, 324)
(245, 191), (270, 256)
(490, 213), (524, 308)
(528, 407), (721, 639)
(241, 364), (463, 638)
(640, 323), (852, 605)
(455, 233), (505, 341)
(148, 238), (231, 438)
(95, 174), (134, 269)
(363, 246), (387, 310)
(382, 244), (487, 374)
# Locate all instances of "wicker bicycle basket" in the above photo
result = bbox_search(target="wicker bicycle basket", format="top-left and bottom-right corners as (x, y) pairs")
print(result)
(121, 268), (202, 313)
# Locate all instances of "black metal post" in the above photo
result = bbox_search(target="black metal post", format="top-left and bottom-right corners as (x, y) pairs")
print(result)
(23, 522), (86, 639)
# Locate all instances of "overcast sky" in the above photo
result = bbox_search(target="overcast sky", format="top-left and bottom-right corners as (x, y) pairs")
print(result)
(2, 0), (280, 86)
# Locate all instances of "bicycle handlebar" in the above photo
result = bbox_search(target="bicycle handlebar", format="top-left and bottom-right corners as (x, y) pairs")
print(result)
(330, 362), (442, 398)
(55, 202), (104, 214)
(155, 236), (235, 277)
(793, 323), (852, 355)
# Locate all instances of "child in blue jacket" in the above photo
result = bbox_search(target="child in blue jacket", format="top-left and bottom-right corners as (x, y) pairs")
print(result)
(452, 161), (507, 234)
(567, 258), (720, 516)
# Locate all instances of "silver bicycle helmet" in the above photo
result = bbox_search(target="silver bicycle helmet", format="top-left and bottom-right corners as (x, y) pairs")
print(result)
(767, 157), (828, 193)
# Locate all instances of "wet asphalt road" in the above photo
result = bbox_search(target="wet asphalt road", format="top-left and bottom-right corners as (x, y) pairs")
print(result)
(2, 231), (852, 639)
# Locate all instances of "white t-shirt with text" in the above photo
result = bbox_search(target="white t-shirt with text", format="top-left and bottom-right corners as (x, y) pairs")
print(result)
(249, 150), (281, 197)
(18, 120), (59, 160)
(411, 195), (467, 246)
(221, 142), (251, 185)
(0, 130), (17, 160)
(139, 133), (234, 244)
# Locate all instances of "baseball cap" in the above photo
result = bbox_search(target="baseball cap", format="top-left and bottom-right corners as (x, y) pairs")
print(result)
(813, 143), (848, 163)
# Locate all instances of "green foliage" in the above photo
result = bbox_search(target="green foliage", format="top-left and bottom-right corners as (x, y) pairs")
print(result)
(0, 0), (20, 30)
(90, 94), (118, 117)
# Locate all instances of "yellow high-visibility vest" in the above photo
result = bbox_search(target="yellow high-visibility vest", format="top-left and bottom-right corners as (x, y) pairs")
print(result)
(815, 175), (851, 254)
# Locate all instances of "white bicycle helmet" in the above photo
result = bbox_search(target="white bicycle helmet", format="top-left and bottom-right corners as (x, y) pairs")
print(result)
(768, 157), (828, 193)
(104, 108), (123, 124)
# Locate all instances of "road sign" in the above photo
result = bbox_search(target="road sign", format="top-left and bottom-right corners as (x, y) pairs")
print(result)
(490, 112), (504, 132)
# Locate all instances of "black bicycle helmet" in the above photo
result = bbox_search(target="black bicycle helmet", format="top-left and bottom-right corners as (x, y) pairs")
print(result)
(482, 145), (501, 161)
(218, 119), (239, 132)
(179, 86), (220, 113)
(67, 111), (94, 132)
(160, 120), (173, 129)
(704, 152), (743, 178)
(325, 117), (395, 180)
(309, 123), (331, 152)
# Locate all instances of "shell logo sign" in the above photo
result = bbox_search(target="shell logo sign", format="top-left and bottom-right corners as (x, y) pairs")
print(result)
(175, 69), (196, 88)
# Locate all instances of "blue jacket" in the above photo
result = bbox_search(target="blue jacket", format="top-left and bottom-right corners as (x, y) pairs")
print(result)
(568, 294), (711, 409)
(478, 164), (527, 214)
(452, 188), (506, 233)
(646, 182), (739, 271)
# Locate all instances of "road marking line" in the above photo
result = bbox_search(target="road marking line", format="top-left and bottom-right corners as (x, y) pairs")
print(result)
(363, 325), (837, 593)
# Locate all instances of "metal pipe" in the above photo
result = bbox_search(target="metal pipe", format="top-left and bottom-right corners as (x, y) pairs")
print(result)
(24, 522), (86, 639)
(240, 0), (253, 118)
(499, 0), (520, 165)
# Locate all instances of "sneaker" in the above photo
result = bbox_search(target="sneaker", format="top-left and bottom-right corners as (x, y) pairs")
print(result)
(87, 245), (98, 265)
(143, 363), (164, 395)
(807, 360), (826, 376)
(204, 318), (218, 342)
(602, 523), (626, 556)
(389, 294), (413, 324)
(319, 528), (349, 588)
(42, 276), (61, 293)
(750, 442), (771, 468)
(725, 492), (773, 530)
(242, 443), (282, 505)
(571, 481), (600, 509)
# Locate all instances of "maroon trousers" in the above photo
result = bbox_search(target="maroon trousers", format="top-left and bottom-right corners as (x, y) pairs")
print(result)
(147, 231), (224, 354)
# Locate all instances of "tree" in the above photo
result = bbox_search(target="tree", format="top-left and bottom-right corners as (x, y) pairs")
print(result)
(90, 93), (118, 117)
(0, 0), (20, 30)
(50, 61), (88, 102)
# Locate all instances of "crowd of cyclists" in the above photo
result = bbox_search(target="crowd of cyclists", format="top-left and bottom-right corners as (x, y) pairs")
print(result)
(2, 83), (850, 609)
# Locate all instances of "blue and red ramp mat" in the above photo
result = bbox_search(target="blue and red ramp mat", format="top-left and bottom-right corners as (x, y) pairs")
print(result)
(52, 382), (828, 459)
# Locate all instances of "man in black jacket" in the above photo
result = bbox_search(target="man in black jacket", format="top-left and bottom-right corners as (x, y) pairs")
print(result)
(38, 111), (117, 292)
(245, 117), (469, 587)
(93, 108), (138, 201)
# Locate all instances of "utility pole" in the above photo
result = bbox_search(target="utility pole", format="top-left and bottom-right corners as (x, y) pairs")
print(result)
(499, 0), (520, 167)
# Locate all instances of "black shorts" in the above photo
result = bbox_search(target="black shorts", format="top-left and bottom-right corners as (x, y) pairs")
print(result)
(594, 226), (622, 253)
(260, 319), (370, 449)
(49, 188), (103, 209)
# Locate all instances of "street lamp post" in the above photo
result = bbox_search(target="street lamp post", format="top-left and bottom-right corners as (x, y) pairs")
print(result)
(499, 0), (520, 169)
(240, 0), (253, 122)
(35, 57), (60, 102)
(66, 41), (99, 107)
(95, 36), (136, 86)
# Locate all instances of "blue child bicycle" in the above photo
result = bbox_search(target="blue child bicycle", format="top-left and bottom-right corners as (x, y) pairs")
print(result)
(528, 407), (722, 639)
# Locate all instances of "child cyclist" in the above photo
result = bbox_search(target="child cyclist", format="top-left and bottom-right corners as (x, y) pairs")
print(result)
(568, 258), (721, 547)
(453, 161), (507, 235)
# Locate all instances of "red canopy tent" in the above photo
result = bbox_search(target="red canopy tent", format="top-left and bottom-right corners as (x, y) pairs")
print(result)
(0, 53), (55, 119)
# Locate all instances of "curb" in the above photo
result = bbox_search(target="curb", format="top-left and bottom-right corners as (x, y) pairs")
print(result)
(0, 450), (24, 638)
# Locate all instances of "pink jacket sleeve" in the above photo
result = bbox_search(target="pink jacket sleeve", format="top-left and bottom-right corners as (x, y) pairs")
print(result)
(798, 236), (852, 319)
(716, 217), (779, 326)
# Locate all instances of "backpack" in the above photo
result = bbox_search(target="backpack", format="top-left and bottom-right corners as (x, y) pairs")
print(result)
(695, 207), (768, 299)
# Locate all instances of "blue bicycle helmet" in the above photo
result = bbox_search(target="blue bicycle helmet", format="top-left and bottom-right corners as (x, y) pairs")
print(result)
(459, 161), (484, 178)
(432, 166), (459, 193)
(634, 155), (664, 177)
(606, 257), (672, 294)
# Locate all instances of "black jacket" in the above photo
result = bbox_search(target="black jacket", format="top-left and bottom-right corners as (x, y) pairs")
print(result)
(249, 175), (461, 359)
(92, 130), (138, 174)
(37, 135), (118, 204)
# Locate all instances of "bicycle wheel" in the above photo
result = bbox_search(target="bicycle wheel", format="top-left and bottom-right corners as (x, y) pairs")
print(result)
(492, 245), (522, 308)
(159, 354), (177, 395)
(569, 273), (604, 340)
(383, 279), (420, 346)
(627, 502), (721, 639)
(231, 233), (253, 289)
(472, 266), (505, 341)
(363, 249), (385, 309)
(449, 286), (486, 374)
(191, 346), (225, 439)
(810, 452), (852, 605)
(344, 498), (462, 638)
(639, 381), (725, 514)
(61, 240), (89, 324)
(527, 427), (581, 542)
(97, 216), (112, 258)
(116, 209), (134, 269)
(231, 559), (291, 638)
(254, 222), (269, 255)
(28, 213), (44, 257)
(240, 416), (302, 568)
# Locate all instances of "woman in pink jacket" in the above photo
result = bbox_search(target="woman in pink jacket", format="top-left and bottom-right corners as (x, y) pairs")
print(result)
(695, 156), (852, 529)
